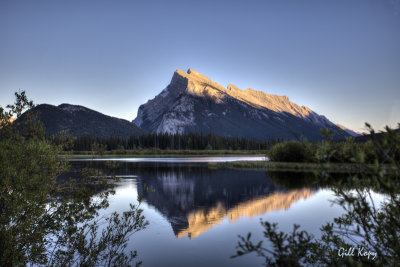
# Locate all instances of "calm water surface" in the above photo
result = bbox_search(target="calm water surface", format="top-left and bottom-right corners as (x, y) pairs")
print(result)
(69, 157), (380, 267)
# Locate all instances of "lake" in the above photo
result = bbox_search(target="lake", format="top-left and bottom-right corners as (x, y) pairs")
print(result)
(69, 157), (381, 267)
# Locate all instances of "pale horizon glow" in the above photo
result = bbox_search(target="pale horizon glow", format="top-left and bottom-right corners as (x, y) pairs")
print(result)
(1, 0), (399, 132)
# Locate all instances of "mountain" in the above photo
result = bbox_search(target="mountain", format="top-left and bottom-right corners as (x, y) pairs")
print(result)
(336, 124), (361, 137)
(133, 68), (349, 140)
(18, 103), (145, 138)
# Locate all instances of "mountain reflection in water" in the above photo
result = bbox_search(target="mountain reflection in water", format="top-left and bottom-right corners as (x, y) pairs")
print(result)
(176, 189), (313, 239)
(70, 161), (315, 239)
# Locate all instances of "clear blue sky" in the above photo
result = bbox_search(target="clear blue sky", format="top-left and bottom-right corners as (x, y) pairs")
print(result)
(1, 0), (399, 132)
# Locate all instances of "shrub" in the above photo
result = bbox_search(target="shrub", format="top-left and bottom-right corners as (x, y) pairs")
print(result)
(267, 141), (311, 162)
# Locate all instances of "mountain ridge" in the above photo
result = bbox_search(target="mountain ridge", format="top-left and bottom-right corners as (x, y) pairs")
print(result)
(18, 103), (145, 138)
(336, 123), (362, 137)
(133, 68), (348, 140)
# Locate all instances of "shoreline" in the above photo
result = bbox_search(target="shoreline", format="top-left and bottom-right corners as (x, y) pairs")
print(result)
(59, 149), (267, 159)
(210, 161), (394, 173)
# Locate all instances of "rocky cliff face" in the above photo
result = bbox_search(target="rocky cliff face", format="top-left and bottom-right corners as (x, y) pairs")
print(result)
(133, 68), (347, 140)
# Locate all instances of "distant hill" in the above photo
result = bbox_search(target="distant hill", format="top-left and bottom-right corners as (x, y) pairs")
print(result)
(18, 103), (145, 138)
(133, 68), (350, 141)
(354, 128), (400, 142)
(336, 124), (361, 137)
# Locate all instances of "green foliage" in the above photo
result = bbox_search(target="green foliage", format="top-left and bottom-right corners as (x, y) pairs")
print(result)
(91, 142), (107, 156)
(320, 128), (334, 140)
(233, 123), (400, 266)
(233, 224), (313, 267)
(267, 132), (384, 164)
(267, 141), (312, 162)
(0, 92), (148, 266)
(205, 142), (213, 150)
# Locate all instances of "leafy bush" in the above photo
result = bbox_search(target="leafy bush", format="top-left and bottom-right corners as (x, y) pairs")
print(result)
(267, 141), (312, 162)
(267, 136), (381, 164)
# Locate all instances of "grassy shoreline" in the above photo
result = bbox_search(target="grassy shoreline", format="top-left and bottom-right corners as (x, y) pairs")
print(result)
(209, 160), (392, 173)
(60, 149), (267, 158)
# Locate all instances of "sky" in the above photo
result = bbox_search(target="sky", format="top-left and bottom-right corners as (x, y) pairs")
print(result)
(1, 0), (399, 132)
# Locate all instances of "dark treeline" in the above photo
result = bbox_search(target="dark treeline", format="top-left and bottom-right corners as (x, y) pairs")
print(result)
(69, 133), (280, 151)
